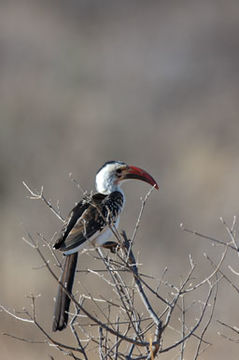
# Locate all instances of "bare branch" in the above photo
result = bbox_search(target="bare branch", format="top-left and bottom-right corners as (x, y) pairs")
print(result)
(5, 181), (229, 359)
(218, 320), (239, 336)
(160, 279), (219, 354)
(131, 186), (156, 243)
(22, 181), (64, 222)
(193, 275), (218, 359)
(181, 223), (238, 252)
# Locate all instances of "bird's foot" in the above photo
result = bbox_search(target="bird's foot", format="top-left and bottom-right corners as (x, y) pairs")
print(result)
(102, 241), (119, 253)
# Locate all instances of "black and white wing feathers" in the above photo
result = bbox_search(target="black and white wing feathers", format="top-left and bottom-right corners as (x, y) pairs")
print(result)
(53, 191), (124, 253)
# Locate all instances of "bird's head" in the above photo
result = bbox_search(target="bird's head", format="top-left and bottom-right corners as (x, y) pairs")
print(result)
(95, 161), (159, 194)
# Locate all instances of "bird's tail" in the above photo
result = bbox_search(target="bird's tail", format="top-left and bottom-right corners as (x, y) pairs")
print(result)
(52, 253), (78, 331)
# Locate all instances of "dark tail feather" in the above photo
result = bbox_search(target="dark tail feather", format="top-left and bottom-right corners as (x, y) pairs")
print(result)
(52, 253), (78, 331)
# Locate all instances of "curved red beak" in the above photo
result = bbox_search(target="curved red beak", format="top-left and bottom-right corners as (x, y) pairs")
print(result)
(123, 165), (159, 190)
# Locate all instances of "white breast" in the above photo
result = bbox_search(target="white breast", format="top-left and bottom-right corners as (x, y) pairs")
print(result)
(94, 217), (120, 246)
(63, 217), (120, 255)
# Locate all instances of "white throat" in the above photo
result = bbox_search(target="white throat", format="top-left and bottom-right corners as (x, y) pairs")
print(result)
(95, 166), (124, 195)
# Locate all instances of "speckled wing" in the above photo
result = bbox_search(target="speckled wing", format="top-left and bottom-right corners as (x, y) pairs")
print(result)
(53, 191), (124, 253)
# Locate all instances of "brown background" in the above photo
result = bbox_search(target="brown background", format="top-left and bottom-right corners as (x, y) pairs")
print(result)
(1, 1), (239, 359)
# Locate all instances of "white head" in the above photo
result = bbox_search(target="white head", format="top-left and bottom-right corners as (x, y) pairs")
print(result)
(95, 161), (159, 195)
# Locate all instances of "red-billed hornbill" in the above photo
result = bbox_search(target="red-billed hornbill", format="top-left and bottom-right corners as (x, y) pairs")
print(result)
(52, 161), (158, 331)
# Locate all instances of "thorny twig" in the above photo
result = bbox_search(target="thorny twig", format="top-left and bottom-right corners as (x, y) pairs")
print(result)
(181, 223), (238, 252)
(22, 181), (64, 222)
(1, 181), (232, 359)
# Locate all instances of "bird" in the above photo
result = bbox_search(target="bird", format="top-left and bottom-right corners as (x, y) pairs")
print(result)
(52, 160), (159, 332)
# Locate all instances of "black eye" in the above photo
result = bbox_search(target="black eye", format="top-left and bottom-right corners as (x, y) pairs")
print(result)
(116, 168), (122, 176)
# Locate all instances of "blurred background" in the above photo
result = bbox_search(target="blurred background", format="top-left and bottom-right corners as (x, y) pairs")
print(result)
(1, 0), (239, 358)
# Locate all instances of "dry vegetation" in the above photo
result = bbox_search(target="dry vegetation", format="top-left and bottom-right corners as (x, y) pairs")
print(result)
(1, 1), (239, 359)
(2, 183), (239, 359)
